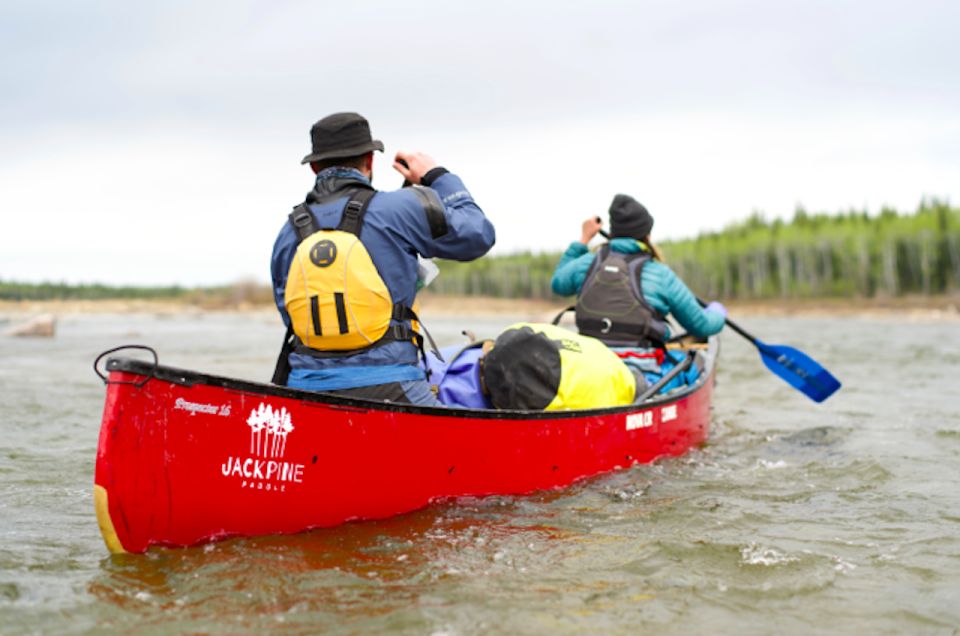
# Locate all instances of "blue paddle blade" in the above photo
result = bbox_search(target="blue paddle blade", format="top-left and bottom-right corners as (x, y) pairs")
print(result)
(755, 341), (841, 403)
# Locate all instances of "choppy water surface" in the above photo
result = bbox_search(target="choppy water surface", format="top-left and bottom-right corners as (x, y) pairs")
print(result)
(1, 311), (959, 635)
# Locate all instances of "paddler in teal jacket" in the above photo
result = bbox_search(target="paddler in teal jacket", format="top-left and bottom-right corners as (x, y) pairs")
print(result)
(551, 194), (727, 342)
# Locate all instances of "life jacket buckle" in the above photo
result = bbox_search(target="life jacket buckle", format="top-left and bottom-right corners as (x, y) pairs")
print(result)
(292, 211), (313, 229)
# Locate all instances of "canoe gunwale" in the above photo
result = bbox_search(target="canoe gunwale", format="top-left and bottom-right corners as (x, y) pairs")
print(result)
(103, 336), (718, 421)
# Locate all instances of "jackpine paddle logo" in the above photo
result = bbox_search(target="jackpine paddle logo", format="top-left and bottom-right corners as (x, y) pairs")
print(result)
(246, 403), (294, 458)
(220, 402), (306, 492)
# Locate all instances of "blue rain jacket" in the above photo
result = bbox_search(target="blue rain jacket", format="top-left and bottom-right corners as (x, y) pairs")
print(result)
(272, 168), (495, 390)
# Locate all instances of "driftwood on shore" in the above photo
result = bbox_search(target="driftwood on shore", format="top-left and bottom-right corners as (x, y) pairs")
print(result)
(5, 314), (56, 337)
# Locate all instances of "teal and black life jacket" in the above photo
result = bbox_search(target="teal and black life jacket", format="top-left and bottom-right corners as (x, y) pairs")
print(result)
(575, 245), (669, 347)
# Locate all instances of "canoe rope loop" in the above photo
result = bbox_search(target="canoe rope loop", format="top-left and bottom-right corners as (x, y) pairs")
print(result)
(93, 345), (159, 388)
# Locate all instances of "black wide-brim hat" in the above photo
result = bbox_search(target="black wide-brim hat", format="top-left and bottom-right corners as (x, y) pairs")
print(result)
(300, 112), (384, 164)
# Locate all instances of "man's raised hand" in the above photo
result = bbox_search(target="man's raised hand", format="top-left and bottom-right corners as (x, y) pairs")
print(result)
(393, 151), (438, 185)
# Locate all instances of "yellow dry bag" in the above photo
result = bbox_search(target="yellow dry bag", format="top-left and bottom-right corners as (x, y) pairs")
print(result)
(482, 322), (637, 411)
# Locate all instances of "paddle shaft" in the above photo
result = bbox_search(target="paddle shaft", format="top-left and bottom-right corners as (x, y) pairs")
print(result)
(695, 297), (758, 345)
(635, 350), (696, 403)
(397, 158), (412, 188)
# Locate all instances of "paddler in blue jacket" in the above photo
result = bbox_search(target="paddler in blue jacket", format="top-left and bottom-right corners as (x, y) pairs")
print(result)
(551, 194), (726, 345)
(271, 112), (495, 405)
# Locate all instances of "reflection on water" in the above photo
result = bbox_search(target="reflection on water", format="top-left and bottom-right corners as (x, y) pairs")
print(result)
(1, 312), (959, 634)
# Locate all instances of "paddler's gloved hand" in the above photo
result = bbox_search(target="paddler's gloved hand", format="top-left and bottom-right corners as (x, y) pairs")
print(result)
(704, 301), (728, 319)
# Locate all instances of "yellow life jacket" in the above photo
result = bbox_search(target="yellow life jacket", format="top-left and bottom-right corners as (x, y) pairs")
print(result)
(284, 189), (415, 353)
(481, 322), (637, 411)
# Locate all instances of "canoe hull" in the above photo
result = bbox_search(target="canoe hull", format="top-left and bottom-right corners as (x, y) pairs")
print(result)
(95, 346), (715, 554)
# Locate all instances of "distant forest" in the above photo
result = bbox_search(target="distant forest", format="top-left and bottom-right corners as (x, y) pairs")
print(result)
(428, 200), (959, 300)
(0, 281), (189, 301)
(2, 201), (957, 302)
(0, 280), (272, 304)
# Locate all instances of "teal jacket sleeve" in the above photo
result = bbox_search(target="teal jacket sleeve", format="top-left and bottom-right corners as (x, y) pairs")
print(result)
(550, 242), (595, 296)
(643, 261), (725, 337)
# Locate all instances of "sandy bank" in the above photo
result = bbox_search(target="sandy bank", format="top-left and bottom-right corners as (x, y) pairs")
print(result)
(1, 294), (958, 321)
(418, 294), (960, 323)
(721, 295), (960, 321)
(0, 299), (274, 318)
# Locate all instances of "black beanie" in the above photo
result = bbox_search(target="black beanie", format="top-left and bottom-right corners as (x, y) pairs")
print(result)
(609, 194), (653, 240)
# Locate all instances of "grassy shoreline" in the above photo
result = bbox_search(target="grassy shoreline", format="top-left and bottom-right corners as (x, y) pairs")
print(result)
(1, 293), (958, 321)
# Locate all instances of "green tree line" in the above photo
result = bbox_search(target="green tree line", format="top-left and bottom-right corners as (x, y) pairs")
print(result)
(4, 201), (956, 302)
(0, 281), (189, 301)
(0, 280), (273, 304)
(428, 200), (959, 300)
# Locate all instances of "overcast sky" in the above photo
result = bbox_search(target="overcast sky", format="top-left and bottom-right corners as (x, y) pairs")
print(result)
(2, 0), (958, 286)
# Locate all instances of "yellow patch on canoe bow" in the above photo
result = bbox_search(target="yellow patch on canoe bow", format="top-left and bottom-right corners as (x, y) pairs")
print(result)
(94, 485), (127, 554)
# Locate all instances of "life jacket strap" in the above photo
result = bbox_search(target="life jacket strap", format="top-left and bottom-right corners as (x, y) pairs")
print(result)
(288, 205), (317, 242)
(337, 188), (375, 235)
(292, 303), (444, 363)
(550, 305), (575, 326)
(393, 304), (444, 363)
(288, 188), (377, 241)
(271, 324), (296, 385)
(576, 316), (667, 348)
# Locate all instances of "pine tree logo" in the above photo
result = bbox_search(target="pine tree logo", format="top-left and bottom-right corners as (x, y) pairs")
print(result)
(246, 403), (295, 458)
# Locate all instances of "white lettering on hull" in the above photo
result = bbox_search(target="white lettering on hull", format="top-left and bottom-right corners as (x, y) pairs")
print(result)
(626, 411), (653, 431)
(175, 397), (232, 416)
(220, 402), (306, 492)
(220, 456), (305, 488)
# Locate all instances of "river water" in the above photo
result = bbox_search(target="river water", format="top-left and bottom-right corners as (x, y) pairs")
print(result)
(1, 310), (959, 635)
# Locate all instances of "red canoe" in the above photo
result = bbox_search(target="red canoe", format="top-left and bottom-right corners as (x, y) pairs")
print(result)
(94, 338), (718, 554)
